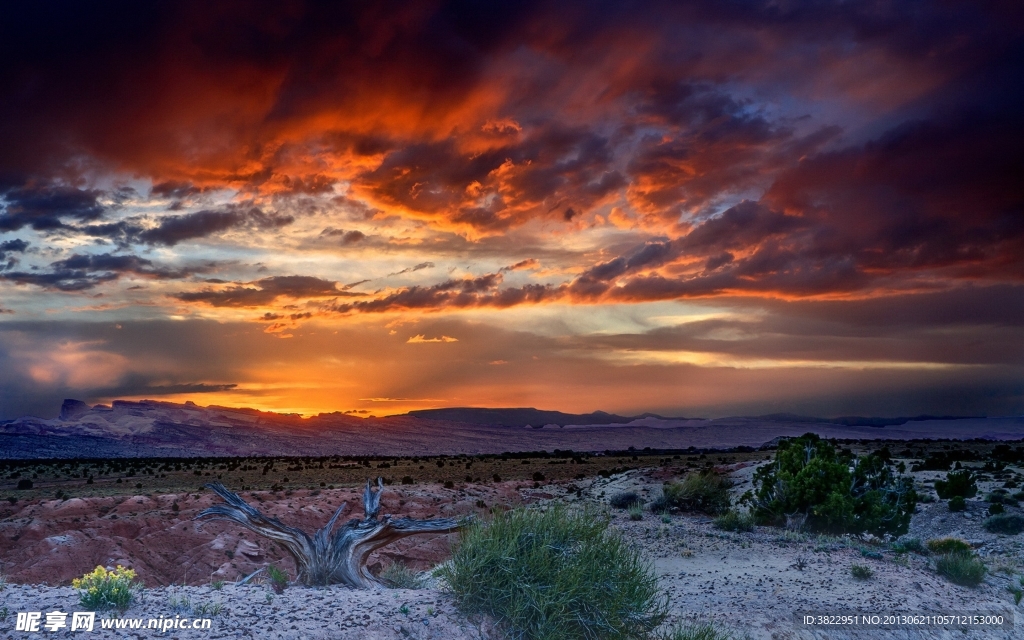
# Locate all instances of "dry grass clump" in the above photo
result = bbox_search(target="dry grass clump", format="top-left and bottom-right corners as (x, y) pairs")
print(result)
(441, 505), (667, 640)
(925, 537), (987, 587)
(713, 510), (755, 532)
(654, 471), (731, 515)
(926, 537), (972, 555)
(610, 491), (642, 509)
(982, 513), (1024, 535)
(660, 621), (736, 640)
(935, 553), (987, 587)
(380, 561), (424, 589)
(628, 501), (645, 521)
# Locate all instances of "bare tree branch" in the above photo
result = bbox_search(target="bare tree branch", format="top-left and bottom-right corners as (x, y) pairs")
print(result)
(196, 478), (462, 588)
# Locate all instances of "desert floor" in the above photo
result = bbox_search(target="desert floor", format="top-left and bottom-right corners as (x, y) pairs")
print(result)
(2, 450), (1023, 639)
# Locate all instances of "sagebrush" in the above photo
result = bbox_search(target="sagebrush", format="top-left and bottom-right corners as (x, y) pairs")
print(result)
(610, 491), (642, 509)
(655, 471), (731, 515)
(713, 510), (755, 532)
(926, 537), (972, 555)
(440, 505), (667, 640)
(982, 514), (1024, 535)
(935, 553), (986, 587)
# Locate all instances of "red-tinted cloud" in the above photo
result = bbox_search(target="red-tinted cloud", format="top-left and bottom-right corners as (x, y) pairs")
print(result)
(0, 1), (1022, 422)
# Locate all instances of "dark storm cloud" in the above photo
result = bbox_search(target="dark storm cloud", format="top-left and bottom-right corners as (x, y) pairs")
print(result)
(0, 0), (1022, 420)
(354, 126), (625, 229)
(0, 182), (106, 231)
(0, 239), (29, 266)
(0, 0), (1018, 257)
(78, 205), (295, 247)
(331, 273), (516, 313)
(763, 104), (1024, 280)
(624, 83), (823, 218)
(137, 210), (247, 246)
(320, 227), (366, 244)
(174, 275), (352, 307)
(151, 181), (204, 200)
(577, 308), (1024, 368)
(745, 285), (1024, 330)
(93, 379), (239, 397)
(1, 252), (206, 292)
(387, 262), (434, 277)
(136, 207), (294, 246)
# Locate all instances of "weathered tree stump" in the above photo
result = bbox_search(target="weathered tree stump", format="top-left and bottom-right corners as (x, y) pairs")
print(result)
(196, 478), (461, 588)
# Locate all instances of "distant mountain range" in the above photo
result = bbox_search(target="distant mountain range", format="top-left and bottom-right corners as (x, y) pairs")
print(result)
(750, 413), (985, 427)
(0, 399), (1015, 459)
(403, 407), (681, 427)
(405, 407), (984, 428)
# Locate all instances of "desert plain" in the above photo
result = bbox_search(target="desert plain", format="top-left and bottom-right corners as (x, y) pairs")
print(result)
(2, 405), (1024, 639)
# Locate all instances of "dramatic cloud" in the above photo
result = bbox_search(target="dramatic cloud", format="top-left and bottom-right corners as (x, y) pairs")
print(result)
(2, 253), (205, 291)
(79, 205), (295, 247)
(0, 1), (1021, 417)
(0, 182), (106, 231)
(175, 275), (350, 307)
(0, 238), (29, 268)
(136, 208), (293, 246)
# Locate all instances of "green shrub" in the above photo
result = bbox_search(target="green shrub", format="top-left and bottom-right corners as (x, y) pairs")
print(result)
(610, 491), (642, 509)
(380, 561), (424, 589)
(926, 537), (972, 555)
(935, 470), (977, 499)
(440, 505), (667, 640)
(713, 510), (755, 532)
(751, 433), (917, 537)
(988, 503), (1005, 516)
(890, 537), (924, 554)
(948, 495), (966, 511)
(72, 566), (141, 611)
(935, 553), (986, 587)
(659, 471), (731, 515)
(982, 514), (1024, 535)
(660, 621), (735, 640)
(985, 491), (1018, 505)
(266, 565), (288, 594)
(850, 564), (874, 580)
(628, 502), (644, 521)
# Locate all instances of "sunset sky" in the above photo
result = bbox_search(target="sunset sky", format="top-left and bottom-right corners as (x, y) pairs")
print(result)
(1, 1), (1022, 420)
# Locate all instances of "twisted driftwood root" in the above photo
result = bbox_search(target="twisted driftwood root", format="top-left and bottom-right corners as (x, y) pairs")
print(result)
(195, 478), (461, 588)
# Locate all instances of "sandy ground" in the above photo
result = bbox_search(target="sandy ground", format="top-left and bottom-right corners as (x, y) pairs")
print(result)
(596, 468), (1023, 640)
(3, 463), (1024, 639)
(0, 582), (495, 640)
